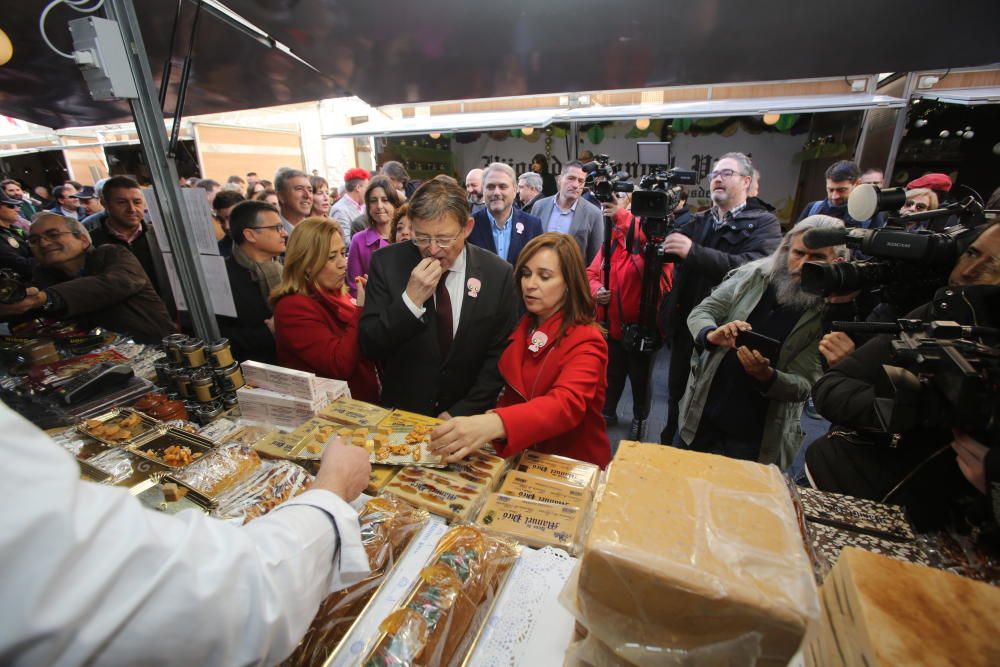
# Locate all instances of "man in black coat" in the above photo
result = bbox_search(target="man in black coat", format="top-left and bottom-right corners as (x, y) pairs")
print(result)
(658, 153), (783, 444)
(468, 162), (543, 266)
(360, 178), (518, 418)
(218, 200), (287, 364)
(0, 192), (33, 278)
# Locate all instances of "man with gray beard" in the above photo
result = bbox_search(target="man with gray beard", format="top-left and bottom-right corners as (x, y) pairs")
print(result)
(674, 215), (848, 467)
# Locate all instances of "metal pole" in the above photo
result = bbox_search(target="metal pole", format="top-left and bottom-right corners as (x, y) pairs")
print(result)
(884, 73), (916, 183)
(104, 0), (220, 341)
(852, 74), (878, 165)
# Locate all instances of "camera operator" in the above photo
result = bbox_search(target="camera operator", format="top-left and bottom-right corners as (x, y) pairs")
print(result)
(588, 191), (673, 440)
(675, 216), (848, 466)
(806, 222), (1000, 530)
(658, 152), (782, 444)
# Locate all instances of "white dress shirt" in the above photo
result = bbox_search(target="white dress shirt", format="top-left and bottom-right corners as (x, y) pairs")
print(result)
(0, 403), (369, 666)
(402, 245), (467, 337)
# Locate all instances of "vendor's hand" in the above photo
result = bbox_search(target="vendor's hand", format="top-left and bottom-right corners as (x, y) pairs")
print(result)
(826, 289), (861, 305)
(660, 232), (693, 260)
(0, 287), (45, 318)
(436, 411), (452, 420)
(706, 320), (751, 348)
(355, 275), (367, 308)
(429, 414), (506, 463)
(737, 345), (774, 383)
(594, 287), (611, 305)
(952, 429), (989, 495)
(405, 257), (443, 305)
(313, 435), (371, 502)
(264, 317), (275, 334)
(819, 332), (855, 367)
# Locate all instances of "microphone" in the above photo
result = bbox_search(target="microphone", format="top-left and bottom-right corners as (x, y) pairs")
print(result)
(802, 226), (854, 249)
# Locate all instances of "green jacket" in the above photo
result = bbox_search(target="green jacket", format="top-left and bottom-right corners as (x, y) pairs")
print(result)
(678, 261), (823, 468)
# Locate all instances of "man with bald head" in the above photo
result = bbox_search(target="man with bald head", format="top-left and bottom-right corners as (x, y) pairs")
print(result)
(465, 168), (485, 215)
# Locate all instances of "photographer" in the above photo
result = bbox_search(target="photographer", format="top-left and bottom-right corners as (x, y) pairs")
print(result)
(806, 222), (1000, 530)
(658, 152), (782, 444)
(676, 216), (847, 466)
(587, 192), (673, 440)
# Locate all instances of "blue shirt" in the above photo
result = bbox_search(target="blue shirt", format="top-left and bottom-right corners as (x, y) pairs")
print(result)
(487, 208), (514, 261)
(547, 199), (577, 235)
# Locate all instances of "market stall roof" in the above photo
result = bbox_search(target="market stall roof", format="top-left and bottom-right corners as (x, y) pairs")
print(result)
(323, 93), (906, 138)
(911, 87), (1000, 106)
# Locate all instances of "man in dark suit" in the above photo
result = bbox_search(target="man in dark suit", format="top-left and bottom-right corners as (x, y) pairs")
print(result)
(468, 162), (543, 266)
(360, 178), (518, 418)
(217, 200), (287, 364)
(529, 161), (604, 264)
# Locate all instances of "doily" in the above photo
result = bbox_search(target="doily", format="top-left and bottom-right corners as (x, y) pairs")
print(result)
(466, 546), (578, 666)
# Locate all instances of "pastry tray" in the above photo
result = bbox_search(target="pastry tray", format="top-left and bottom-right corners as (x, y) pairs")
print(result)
(125, 426), (217, 470)
(76, 407), (160, 447)
(369, 432), (447, 468)
(132, 473), (216, 514)
(78, 459), (113, 483)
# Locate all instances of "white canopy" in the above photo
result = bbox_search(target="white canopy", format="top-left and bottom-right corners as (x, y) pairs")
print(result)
(911, 87), (1000, 106)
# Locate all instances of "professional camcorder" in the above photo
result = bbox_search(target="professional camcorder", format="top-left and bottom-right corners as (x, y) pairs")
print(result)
(0, 269), (27, 305)
(582, 155), (633, 204)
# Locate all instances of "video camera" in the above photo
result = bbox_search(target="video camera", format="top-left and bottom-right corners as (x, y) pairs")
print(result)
(0, 269), (27, 305)
(832, 307), (1000, 447)
(800, 184), (987, 311)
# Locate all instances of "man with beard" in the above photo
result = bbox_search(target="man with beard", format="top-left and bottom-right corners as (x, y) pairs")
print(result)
(468, 162), (542, 265)
(658, 152), (781, 444)
(465, 168), (486, 215)
(674, 216), (847, 467)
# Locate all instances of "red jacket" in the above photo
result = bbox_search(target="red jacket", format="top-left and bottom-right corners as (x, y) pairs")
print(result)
(586, 210), (674, 340)
(273, 289), (380, 403)
(493, 312), (611, 468)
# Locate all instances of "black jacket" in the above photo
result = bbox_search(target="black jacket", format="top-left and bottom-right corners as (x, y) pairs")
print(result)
(217, 255), (277, 364)
(359, 242), (518, 417)
(660, 205), (782, 339)
(88, 219), (164, 297)
(468, 207), (544, 265)
(0, 225), (33, 279)
(33, 245), (174, 344)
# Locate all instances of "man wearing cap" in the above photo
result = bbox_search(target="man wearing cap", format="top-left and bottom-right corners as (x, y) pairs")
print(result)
(1, 179), (37, 223)
(330, 168), (369, 243)
(0, 192), (33, 278)
(797, 160), (885, 230)
(72, 186), (104, 218)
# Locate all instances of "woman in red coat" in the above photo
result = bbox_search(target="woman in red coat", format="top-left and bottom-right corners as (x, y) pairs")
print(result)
(430, 232), (611, 468)
(270, 217), (379, 402)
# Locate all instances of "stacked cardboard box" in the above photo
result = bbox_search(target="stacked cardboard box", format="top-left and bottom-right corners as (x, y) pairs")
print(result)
(237, 361), (349, 430)
(805, 547), (1000, 666)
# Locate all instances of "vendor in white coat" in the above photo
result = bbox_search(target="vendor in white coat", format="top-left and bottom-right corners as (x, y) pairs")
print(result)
(0, 402), (371, 666)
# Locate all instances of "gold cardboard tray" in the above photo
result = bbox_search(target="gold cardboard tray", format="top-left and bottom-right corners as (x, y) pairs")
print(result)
(76, 407), (159, 448)
(78, 459), (112, 483)
(132, 473), (216, 514)
(126, 426), (216, 471)
(360, 542), (519, 667)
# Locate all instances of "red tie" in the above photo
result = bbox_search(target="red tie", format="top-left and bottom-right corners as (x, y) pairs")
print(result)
(436, 272), (453, 357)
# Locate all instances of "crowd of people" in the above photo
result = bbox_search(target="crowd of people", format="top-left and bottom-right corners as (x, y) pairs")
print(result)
(2, 148), (999, 663)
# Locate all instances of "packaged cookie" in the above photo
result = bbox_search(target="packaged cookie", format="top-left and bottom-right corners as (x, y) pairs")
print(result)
(213, 460), (312, 524)
(382, 466), (488, 522)
(444, 451), (507, 488)
(476, 492), (583, 553)
(515, 450), (599, 490)
(497, 470), (592, 508)
(318, 396), (390, 427)
(366, 464), (398, 495)
(176, 441), (261, 497)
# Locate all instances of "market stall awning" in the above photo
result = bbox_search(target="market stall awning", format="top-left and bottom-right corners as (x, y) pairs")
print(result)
(323, 109), (559, 139)
(911, 87), (1000, 106)
(323, 94), (907, 138)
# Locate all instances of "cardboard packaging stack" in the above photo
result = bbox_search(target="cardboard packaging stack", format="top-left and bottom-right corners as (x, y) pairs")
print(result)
(236, 361), (349, 430)
(806, 547), (1000, 666)
(563, 441), (819, 666)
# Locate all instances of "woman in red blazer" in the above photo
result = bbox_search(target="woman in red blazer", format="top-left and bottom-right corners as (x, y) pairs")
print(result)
(270, 218), (379, 402)
(430, 232), (611, 468)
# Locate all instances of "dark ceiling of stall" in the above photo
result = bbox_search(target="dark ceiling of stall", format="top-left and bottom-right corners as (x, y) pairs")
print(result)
(1, 0), (999, 129)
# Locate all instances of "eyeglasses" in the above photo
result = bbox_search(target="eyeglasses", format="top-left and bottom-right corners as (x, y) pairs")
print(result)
(26, 230), (78, 246)
(249, 224), (285, 233)
(708, 169), (744, 180)
(903, 200), (929, 212)
(411, 234), (461, 249)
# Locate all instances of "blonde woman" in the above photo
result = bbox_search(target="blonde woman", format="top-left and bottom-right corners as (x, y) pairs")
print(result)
(271, 217), (379, 402)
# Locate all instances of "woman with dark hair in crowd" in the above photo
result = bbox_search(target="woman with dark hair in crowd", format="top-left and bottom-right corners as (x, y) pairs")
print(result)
(247, 181), (267, 199)
(429, 232), (611, 467)
(309, 176), (332, 218)
(389, 203), (412, 243)
(271, 217), (379, 402)
(530, 153), (558, 197)
(346, 175), (401, 296)
(253, 189), (280, 208)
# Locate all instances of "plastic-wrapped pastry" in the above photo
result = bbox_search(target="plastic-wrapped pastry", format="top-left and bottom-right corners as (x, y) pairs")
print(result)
(175, 442), (260, 497)
(212, 460), (312, 524)
(86, 447), (137, 485)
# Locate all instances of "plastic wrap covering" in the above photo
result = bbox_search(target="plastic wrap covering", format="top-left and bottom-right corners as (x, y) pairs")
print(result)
(362, 525), (517, 667)
(86, 447), (137, 485)
(53, 428), (106, 461)
(175, 442), (261, 497)
(476, 493), (583, 553)
(564, 442), (819, 667)
(212, 460), (313, 524)
(282, 495), (429, 667)
(382, 467), (492, 522)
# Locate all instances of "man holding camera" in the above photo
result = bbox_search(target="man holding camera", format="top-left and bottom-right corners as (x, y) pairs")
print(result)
(658, 152), (782, 444)
(0, 213), (174, 344)
(675, 216), (848, 466)
(806, 222), (1000, 530)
